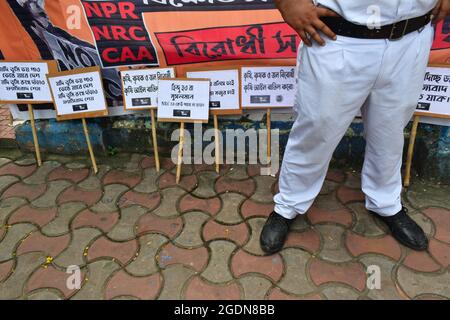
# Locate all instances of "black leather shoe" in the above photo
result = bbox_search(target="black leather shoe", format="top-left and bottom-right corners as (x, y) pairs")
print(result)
(371, 207), (428, 251)
(260, 211), (293, 254)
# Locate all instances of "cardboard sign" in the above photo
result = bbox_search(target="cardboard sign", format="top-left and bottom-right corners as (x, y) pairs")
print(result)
(416, 65), (450, 119)
(121, 67), (176, 110)
(241, 66), (296, 108)
(0, 61), (58, 104)
(47, 66), (108, 121)
(186, 68), (241, 115)
(157, 78), (210, 122)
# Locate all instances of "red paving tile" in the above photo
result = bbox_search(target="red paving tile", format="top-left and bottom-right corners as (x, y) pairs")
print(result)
(140, 156), (156, 169)
(0, 260), (14, 282)
(17, 231), (70, 257)
(158, 171), (197, 191)
(231, 250), (283, 282)
(240, 199), (274, 218)
(284, 229), (321, 253)
(428, 239), (450, 267)
(309, 259), (366, 292)
(48, 167), (89, 183)
(307, 206), (353, 227)
(422, 207), (450, 244)
(103, 170), (141, 188)
(326, 170), (346, 183)
(0, 163), (36, 178)
(184, 276), (241, 300)
(57, 186), (102, 206)
(136, 213), (183, 238)
(202, 220), (249, 246)
(119, 190), (160, 209)
(0, 108), (14, 139)
(215, 176), (256, 197)
(87, 238), (138, 265)
(2, 182), (46, 201)
(26, 265), (85, 298)
(105, 271), (161, 300)
(158, 243), (208, 272)
(8, 205), (56, 227)
(337, 186), (365, 204)
(403, 250), (441, 272)
(179, 194), (221, 216)
(346, 232), (402, 261)
(267, 288), (322, 300)
(71, 209), (119, 233)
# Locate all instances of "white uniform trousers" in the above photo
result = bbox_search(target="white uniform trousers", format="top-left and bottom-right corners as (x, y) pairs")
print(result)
(274, 23), (435, 219)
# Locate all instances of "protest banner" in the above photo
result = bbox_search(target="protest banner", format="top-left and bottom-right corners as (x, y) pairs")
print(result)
(0, 60), (58, 165)
(415, 65), (450, 119)
(186, 68), (241, 172)
(121, 67), (176, 171)
(405, 64), (450, 187)
(157, 78), (210, 123)
(186, 68), (241, 116)
(157, 78), (210, 182)
(121, 68), (175, 110)
(47, 66), (108, 173)
(241, 65), (296, 162)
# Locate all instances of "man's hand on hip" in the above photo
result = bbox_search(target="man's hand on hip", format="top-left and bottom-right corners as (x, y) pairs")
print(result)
(432, 0), (450, 24)
(275, 0), (338, 47)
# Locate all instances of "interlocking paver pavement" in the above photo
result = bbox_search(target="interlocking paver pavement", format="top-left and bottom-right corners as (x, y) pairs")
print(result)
(0, 108), (14, 140)
(0, 150), (449, 300)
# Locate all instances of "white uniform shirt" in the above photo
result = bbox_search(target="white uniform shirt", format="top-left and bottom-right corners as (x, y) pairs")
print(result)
(314, 0), (438, 26)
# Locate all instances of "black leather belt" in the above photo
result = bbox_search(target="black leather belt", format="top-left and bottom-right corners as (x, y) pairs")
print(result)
(321, 11), (433, 40)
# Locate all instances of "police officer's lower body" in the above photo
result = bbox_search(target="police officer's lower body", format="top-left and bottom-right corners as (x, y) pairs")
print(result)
(260, 21), (434, 254)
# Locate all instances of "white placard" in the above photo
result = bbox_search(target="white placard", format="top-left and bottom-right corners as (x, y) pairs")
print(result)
(416, 66), (450, 119)
(0, 61), (54, 103)
(186, 69), (240, 114)
(47, 68), (108, 119)
(157, 79), (210, 122)
(241, 66), (296, 108)
(121, 68), (175, 110)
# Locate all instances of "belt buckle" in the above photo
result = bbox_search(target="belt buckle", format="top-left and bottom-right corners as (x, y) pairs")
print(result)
(389, 19), (409, 40)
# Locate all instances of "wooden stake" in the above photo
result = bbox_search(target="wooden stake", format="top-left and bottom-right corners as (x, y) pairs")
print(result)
(404, 115), (420, 187)
(8, 108), (13, 126)
(27, 104), (42, 167)
(82, 118), (98, 174)
(176, 122), (185, 184)
(150, 109), (160, 172)
(267, 108), (271, 164)
(213, 114), (220, 173)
